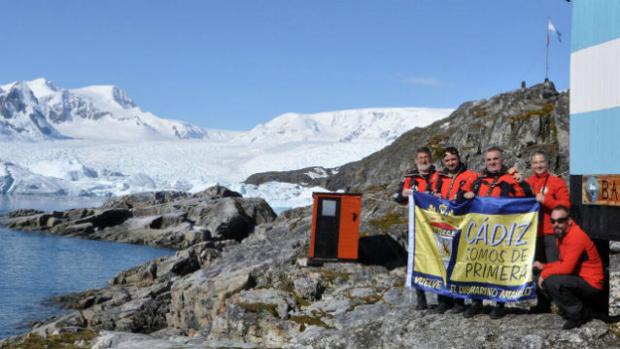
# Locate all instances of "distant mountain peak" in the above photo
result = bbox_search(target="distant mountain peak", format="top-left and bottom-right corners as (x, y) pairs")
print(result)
(0, 78), (219, 141)
(73, 84), (136, 109)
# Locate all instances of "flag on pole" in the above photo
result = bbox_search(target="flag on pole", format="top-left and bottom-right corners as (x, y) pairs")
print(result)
(547, 18), (562, 44)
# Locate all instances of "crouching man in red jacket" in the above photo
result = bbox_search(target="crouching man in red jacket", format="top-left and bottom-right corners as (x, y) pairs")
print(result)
(533, 206), (605, 330)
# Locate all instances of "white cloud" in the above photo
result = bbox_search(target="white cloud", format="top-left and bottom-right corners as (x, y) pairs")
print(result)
(403, 76), (446, 87)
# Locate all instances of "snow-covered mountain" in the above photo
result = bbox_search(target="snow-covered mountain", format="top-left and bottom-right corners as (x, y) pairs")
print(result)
(0, 81), (66, 141)
(0, 78), (455, 207)
(0, 78), (234, 141)
(236, 108), (453, 144)
(1, 78), (452, 144)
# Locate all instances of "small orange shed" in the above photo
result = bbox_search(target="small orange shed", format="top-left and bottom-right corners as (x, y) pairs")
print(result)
(309, 192), (362, 262)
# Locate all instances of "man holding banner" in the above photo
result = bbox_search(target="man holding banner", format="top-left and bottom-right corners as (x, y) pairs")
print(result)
(432, 147), (478, 314)
(463, 146), (534, 319)
(396, 147), (438, 310)
(407, 145), (539, 321)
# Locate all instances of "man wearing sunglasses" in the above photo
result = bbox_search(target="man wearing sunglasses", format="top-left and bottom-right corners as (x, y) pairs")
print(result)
(533, 206), (605, 330)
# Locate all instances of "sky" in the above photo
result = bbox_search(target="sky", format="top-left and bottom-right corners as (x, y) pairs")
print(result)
(0, 1), (572, 130)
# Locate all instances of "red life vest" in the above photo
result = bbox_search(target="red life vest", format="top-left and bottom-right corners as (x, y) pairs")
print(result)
(472, 169), (531, 198)
(434, 165), (479, 200)
(526, 172), (570, 236)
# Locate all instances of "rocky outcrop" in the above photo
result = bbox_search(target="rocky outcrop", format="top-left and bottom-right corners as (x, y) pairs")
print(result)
(5, 194), (617, 349)
(245, 166), (336, 187)
(0, 185), (276, 249)
(244, 82), (569, 192)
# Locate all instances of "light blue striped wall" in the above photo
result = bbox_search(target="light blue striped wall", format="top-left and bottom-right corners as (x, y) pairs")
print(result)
(570, 0), (620, 175)
(571, 0), (620, 52)
(571, 107), (620, 174)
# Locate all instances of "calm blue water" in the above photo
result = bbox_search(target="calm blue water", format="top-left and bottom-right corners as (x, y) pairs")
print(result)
(0, 196), (174, 338)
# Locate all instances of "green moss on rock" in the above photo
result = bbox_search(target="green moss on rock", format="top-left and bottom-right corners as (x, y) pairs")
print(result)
(237, 302), (279, 317)
(369, 212), (406, 232)
(1, 330), (96, 349)
(290, 315), (330, 331)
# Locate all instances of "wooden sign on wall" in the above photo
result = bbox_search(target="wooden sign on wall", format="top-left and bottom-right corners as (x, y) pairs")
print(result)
(582, 175), (620, 206)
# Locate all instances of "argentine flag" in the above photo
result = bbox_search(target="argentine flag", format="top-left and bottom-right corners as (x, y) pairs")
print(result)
(547, 18), (562, 43)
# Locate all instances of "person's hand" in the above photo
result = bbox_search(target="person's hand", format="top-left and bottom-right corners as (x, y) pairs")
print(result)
(533, 261), (544, 270)
(507, 166), (518, 175)
(538, 276), (545, 290)
(434, 192), (442, 198)
(402, 188), (411, 197)
(513, 172), (523, 182)
(463, 192), (475, 200)
(536, 193), (545, 203)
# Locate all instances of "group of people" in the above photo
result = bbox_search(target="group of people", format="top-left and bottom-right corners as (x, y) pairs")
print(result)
(395, 146), (605, 330)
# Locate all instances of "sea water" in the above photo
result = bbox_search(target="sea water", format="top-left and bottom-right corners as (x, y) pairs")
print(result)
(0, 196), (173, 338)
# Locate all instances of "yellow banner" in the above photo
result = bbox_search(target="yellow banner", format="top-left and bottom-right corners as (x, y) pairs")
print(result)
(409, 192), (539, 302)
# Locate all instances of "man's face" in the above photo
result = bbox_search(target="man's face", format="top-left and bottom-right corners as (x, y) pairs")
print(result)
(531, 154), (548, 175)
(484, 150), (503, 172)
(415, 152), (431, 171)
(550, 210), (570, 238)
(443, 153), (460, 172)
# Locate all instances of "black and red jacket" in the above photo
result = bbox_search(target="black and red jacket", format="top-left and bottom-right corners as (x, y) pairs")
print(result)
(393, 166), (438, 204)
(471, 167), (533, 198)
(434, 163), (479, 201)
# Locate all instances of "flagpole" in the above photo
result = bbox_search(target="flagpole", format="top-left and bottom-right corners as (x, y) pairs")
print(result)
(545, 17), (550, 81)
(406, 189), (415, 289)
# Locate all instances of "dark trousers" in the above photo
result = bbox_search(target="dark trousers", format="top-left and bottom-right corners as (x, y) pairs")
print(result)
(534, 235), (560, 308)
(535, 235), (559, 263)
(438, 294), (464, 305)
(541, 275), (603, 321)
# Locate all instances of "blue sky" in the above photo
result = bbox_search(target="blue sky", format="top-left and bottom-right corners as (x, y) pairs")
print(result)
(0, 1), (571, 130)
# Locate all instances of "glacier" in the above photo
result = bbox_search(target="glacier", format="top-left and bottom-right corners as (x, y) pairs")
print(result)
(0, 78), (453, 208)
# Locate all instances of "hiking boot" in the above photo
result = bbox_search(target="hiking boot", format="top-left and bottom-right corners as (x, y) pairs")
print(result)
(562, 318), (586, 330)
(529, 304), (552, 314)
(489, 303), (506, 319)
(463, 300), (483, 318)
(451, 301), (466, 314)
(433, 300), (452, 314)
(415, 292), (428, 310)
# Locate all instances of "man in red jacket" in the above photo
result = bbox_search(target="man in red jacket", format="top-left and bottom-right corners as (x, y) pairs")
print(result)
(394, 147), (438, 310)
(533, 206), (605, 330)
(432, 146), (478, 314)
(434, 146), (479, 201)
(462, 146), (533, 319)
(526, 151), (570, 313)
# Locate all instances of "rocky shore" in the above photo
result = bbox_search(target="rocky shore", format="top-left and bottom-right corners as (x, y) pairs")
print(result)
(0, 186), (276, 249)
(1, 187), (619, 349)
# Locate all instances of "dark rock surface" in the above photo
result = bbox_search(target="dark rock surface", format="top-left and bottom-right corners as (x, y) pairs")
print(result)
(0, 185), (276, 249)
(245, 166), (337, 187)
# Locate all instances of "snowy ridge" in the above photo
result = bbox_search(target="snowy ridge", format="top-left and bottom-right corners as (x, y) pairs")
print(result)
(0, 78), (234, 141)
(237, 108), (453, 144)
